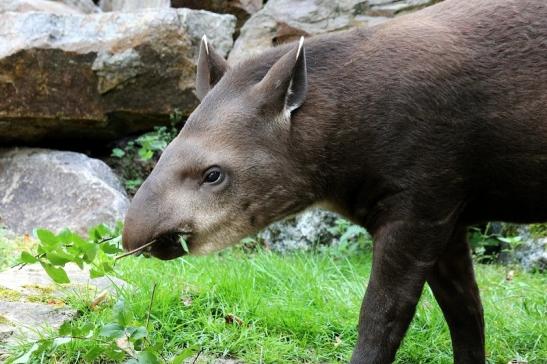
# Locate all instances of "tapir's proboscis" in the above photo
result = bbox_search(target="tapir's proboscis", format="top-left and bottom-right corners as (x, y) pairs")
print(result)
(122, 0), (547, 362)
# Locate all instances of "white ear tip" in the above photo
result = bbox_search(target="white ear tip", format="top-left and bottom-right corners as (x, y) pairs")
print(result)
(202, 34), (209, 55)
(296, 36), (305, 59)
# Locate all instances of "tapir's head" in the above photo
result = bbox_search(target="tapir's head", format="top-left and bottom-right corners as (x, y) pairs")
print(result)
(122, 37), (314, 259)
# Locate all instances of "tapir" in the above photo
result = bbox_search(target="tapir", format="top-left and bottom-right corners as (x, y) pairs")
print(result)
(122, 0), (547, 362)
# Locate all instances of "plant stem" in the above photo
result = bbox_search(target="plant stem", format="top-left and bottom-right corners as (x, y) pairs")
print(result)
(146, 283), (157, 329)
(115, 240), (157, 260)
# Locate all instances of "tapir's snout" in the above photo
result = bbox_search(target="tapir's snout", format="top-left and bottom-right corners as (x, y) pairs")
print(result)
(122, 179), (188, 260)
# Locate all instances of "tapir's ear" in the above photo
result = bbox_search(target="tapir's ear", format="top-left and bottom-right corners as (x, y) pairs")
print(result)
(254, 37), (308, 116)
(196, 35), (229, 100)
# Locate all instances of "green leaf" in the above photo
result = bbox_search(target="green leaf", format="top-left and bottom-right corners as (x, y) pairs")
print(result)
(58, 321), (72, 336)
(101, 242), (121, 254)
(83, 244), (99, 262)
(83, 346), (102, 361)
(20, 252), (38, 264)
(135, 351), (161, 364)
(99, 323), (125, 338)
(171, 346), (199, 364)
(89, 224), (111, 241)
(12, 343), (39, 364)
(40, 262), (70, 284)
(179, 236), (189, 254)
(113, 299), (130, 326)
(138, 148), (154, 161)
(56, 228), (73, 243)
(52, 337), (72, 348)
(74, 322), (94, 338)
(102, 262), (114, 273)
(46, 251), (73, 266)
(90, 267), (105, 278)
(35, 228), (58, 248)
(127, 326), (147, 341)
(111, 148), (126, 158)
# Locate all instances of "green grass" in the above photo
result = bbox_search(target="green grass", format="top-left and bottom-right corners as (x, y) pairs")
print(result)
(6, 246), (545, 363)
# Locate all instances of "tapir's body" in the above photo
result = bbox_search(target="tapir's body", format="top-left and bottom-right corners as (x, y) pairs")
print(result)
(123, 0), (547, 362)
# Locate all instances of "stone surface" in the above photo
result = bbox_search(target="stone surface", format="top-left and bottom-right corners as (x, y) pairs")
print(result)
(0, 263), (127, 348)
(228, 0), (440, 64)
(0, 148), (129, 235)
(0, 8), (236, 144)
(172, 0), (263, 33)
(259, 209), (342, 252)
(99, 0), (170, 12)
(228, 0), (390, 64)
(367, 0), (438, 17)
(512, 227), (547, 271)
(0, 0), (84, 14)
(53, 0), (101, 13)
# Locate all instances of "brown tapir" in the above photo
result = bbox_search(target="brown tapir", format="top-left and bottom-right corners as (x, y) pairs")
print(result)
(122, 0), (547, 362)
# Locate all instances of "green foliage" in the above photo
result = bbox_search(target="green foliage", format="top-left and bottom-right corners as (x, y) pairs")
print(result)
(529, 223), (547, 239)
(6, 221), (545, 363)
(468, 223), (527, 262)
(8, 247), (544, 363)
(14, 223), (123, 284)
(10, 225), (197, 364)
(108, 110), (184, 195)
(326, 218), (372, 256)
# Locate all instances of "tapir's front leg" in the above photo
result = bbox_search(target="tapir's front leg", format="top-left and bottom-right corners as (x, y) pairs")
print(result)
(350, 216), (457, 364)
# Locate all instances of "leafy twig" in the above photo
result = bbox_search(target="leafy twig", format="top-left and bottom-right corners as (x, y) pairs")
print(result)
(115, 240), (157, 260)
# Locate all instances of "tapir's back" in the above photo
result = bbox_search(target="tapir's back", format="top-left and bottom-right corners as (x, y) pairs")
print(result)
(419, 0), (547, 223)
(303, 0), (547, 223)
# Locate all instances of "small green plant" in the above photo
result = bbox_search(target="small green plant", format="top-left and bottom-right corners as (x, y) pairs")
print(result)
(467, 223), (528, 263)
(109, 111), (184, 195)
(11, 224), (197, 364)
(10, 292), (198, 363)
(15, 223), (123, 283)
(326, 219), (372, 257)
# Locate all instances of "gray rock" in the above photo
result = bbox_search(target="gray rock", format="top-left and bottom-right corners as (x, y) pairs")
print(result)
(259, 209), (342, 252)
(0, 263), (127, 348)
(99, 0), (170, 12)
(228, 0), (389, 64)
(228, 0), (441, 64)
(0, 0), (85, 14)
(0, 148), (129, 235)
(367, 0), (437, 17)
(0, 8), (236, 144)
(0, 301), (76, 342)
(52, 0), (101, 13)
(511, 227), (547, 271)
(0, 263), (128, 296)
(172, 0), (264, 34)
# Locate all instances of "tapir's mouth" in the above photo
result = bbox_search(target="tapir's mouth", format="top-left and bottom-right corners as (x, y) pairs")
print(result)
(145, 231), (192, 260)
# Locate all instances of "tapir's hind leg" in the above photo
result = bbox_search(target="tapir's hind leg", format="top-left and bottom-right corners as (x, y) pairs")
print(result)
(427, 227), (485, 364)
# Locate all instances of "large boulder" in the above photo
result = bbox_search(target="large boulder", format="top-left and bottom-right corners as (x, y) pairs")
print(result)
(228, 0), (386, 64)
(259, 209), (342, 252)
(53, 0), (101, 14)
(99, 0), (170, 11)
(0, 8), (236, 144)
(228, 0), (439, 64)
(0, 148), (129, 235)
(510, 226), (547, 271)
(172, 0), (263, 33)
(0, 263), (127, 350)
(0, 0), (87, 14)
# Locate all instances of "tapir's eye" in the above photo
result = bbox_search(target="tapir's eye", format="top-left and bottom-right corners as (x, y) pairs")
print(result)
(202, 167), (224, 185)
